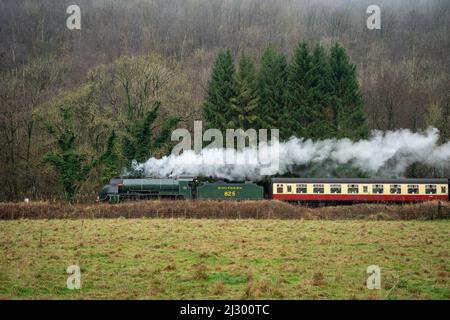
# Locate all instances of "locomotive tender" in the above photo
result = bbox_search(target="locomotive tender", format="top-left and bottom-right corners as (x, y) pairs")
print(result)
(99, 177), (449, 204)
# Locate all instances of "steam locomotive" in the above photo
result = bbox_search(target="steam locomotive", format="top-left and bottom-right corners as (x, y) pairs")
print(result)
(99, 177), (449, 204)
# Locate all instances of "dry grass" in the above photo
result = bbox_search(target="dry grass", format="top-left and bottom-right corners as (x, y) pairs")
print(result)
(0, 200), (449, 220)
(0, 219), (449, 299)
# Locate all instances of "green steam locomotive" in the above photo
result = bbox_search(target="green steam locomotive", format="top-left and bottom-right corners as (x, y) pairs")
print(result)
(98, 177), (264, 203)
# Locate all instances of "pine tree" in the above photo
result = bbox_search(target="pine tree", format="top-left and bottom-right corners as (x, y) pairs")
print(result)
(229, 54), (258, 129)
(284, 42), (314, 139)
(257, 47), (288, 131)
(285, 43), (335, 139)
(308, 44), (335, 139)
(329, 43), (368, 140)
(203, 50), (237, 131)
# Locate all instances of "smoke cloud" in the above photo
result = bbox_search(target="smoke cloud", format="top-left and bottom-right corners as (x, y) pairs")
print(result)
(134, 128), (450, 180)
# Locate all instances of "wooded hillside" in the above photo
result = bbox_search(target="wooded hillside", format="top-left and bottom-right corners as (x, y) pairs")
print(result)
(0, 0), (449, 201)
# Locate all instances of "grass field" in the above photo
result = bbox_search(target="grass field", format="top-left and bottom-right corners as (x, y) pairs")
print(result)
(0, 218), (449, 299)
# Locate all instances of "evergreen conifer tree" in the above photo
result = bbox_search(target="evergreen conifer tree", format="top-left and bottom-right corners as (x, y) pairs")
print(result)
(203, 50), (237, 131)
(284, 42), (314, 139)
(229, 54), (258, 129)
(257, 47), (288, 132)
(307, 44), (335, 139)
(329, 43), (368, 140)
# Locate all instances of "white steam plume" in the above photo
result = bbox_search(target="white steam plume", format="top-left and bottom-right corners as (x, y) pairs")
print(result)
(134, 128), (450, 180)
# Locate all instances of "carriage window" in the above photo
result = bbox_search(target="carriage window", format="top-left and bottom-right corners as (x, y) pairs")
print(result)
(313, 184), (324, 193)
(296, 184), (307, 193)
(363, 186), (368, 193)
(425, 185), (437, 194)
(407, 185), (419, 194)
(441, 186), (447, 194)
(347, 184), (359, 194)
(390, 184), (401, 194)
(330, 184), (341, 194)
(373, 184), (384, 194)
(287, 185), (292, 192)
(276, 184), (283, 193)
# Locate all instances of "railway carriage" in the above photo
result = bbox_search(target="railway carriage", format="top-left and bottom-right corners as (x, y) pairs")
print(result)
(271, 178), (449, 203)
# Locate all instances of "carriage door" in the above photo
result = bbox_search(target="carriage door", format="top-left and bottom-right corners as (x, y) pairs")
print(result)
(362, 185), (369, 194)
